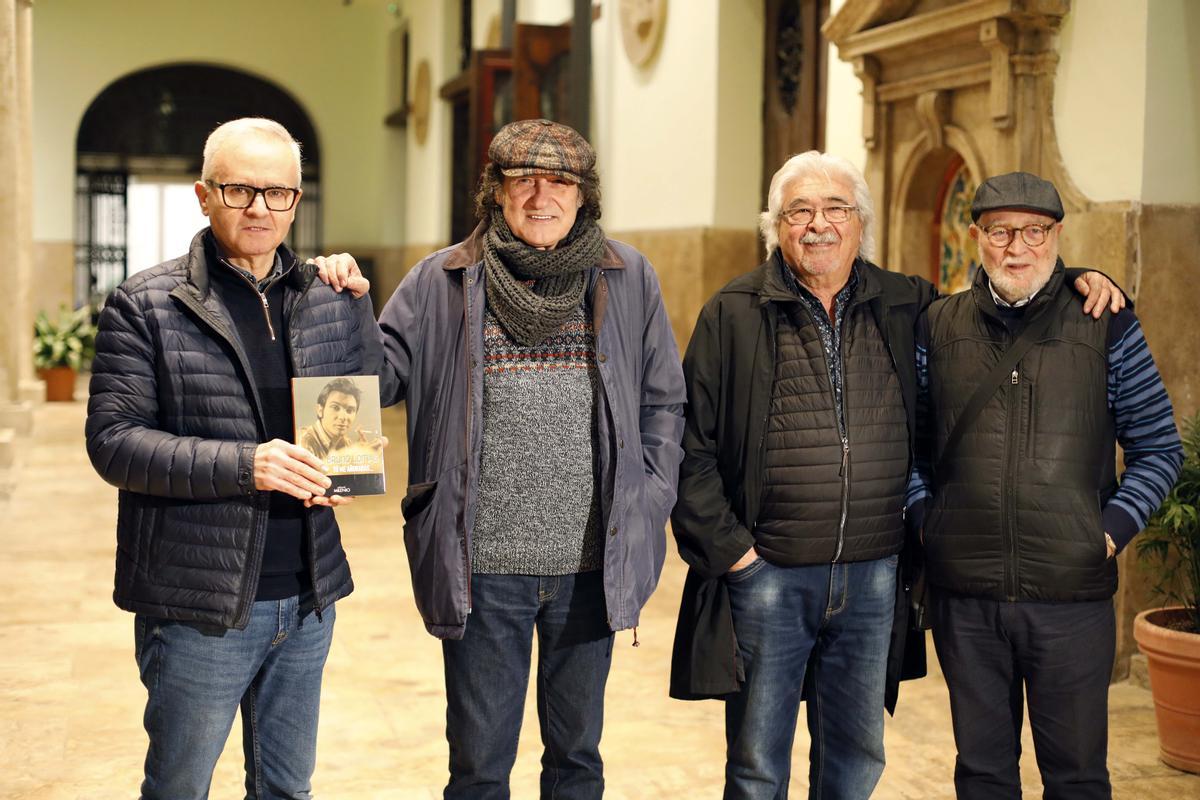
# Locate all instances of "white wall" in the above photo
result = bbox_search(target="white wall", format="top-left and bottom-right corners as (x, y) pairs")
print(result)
(518, 0), (572, 26)
(824, 0), (866, 172)
(713, 0), (764, 227)
(32, 0), (394, 246)
(597, 0), (722, 232)
(1055, 0), (1149, 203)
(398, 0), (458, 247)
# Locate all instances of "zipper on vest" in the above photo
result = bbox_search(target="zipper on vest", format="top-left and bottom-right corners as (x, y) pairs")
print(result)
(831, 304), (853, 564)
(832, 439), (850, 562)
(1002, 365), (1020, 599)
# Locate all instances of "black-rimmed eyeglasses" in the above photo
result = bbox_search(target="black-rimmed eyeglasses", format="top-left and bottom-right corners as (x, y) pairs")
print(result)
(781, 205), (858, 226)
(981, 223), (1055, 248)
(206, 181), (300, 212)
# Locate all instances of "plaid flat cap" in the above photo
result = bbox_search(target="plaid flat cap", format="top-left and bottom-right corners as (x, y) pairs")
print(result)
(488, 118), (595, 184)
(971, 171), (1065, 222)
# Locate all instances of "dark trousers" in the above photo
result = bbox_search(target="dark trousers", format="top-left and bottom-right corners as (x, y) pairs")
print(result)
(932, 593), (1115, 800)
(442, 571), (613, 800)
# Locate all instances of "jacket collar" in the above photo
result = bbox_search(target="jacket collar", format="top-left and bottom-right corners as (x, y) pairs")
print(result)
(970, 257), (1067, 323)
(186, 228), (308, 298)
(757, 250), (881, 307)
(441, 219), (624, 271)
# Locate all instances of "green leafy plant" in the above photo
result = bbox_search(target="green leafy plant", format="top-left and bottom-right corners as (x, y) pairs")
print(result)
(32, 305), (97, 372)
(1138, 411), (1200, 633)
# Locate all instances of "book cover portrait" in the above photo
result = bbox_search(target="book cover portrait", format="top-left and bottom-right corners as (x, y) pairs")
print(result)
(292, 375), (386, 496)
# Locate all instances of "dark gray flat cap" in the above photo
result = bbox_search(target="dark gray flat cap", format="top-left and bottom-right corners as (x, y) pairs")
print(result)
(971, 171), (1065, 222)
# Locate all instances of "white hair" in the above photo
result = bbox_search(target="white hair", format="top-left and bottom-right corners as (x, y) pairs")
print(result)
(759, 150), (876, 261)
(200, 117), (303, 185)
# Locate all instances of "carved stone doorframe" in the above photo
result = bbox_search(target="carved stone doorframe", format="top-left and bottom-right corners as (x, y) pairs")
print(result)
(823, 0), (1083, 276)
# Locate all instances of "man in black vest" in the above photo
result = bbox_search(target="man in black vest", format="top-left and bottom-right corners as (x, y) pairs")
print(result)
(669, 154), (1124, 799)
(908, 172), (1183, 800)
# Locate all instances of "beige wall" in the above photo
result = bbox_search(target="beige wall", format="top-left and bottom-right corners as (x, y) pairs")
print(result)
(1055, 0), (1148, 203)
(1056, 0), (1200, 205)
(1142, 0), (1200, 204)
(32, 0), (395, 248)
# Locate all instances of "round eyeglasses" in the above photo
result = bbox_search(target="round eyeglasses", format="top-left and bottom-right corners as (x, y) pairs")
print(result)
(207, 181), (300, 212)
(982, 223), (1054, 248)
(780, 205), (857, 226)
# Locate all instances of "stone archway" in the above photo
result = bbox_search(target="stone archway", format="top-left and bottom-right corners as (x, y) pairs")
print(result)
(887, 107), (987, 285)
(74, 64), (322, 306)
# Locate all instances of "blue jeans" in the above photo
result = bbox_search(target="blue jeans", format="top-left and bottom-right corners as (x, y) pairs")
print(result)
(134, 595), (336, 800)
(724, 555), (898, 800)
(443, 571), (614, 800)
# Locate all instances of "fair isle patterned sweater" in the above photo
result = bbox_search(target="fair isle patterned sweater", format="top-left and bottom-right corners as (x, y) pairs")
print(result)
(472, 302), (604, 575)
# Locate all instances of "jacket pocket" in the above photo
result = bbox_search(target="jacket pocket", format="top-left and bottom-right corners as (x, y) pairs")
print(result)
(401, 463), (469, 631)
(401, 480), (438, 521)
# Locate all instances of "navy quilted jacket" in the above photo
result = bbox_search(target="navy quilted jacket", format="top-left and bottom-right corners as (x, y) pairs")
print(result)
(86, 229), (381, 629)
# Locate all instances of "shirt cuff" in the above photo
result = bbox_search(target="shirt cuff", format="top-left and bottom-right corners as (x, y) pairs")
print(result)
(1102, 504), (1140, 554)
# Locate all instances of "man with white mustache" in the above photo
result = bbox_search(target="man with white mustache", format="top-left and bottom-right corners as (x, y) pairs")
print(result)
(669, 153), (1124, 799)
(908, 172), (1183, 800)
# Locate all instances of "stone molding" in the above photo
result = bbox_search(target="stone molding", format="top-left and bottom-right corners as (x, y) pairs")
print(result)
(824, 0), (1078, 271)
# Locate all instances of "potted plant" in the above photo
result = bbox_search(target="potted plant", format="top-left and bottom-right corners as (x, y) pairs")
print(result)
(32, 305), (96, 402)
(1133, 410), (1200, 774)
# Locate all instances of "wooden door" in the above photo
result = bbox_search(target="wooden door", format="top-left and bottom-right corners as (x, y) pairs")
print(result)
(762, 0), (830, 202)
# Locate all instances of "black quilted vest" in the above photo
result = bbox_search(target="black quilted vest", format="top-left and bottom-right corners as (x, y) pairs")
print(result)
(756, 287), (909, 564)
(922, 264), (1117, 601)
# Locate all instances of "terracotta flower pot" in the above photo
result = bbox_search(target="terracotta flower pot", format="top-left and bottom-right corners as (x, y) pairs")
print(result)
(39, 366), (76, 402)
(1133, 607), (1200, 774)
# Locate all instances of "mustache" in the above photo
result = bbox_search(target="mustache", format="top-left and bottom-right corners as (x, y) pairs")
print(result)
(800, 233), (839, 245)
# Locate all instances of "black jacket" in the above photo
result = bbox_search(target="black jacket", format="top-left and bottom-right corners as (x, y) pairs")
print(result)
(669, 256), (934, 711)
(86, 230), (381, 629)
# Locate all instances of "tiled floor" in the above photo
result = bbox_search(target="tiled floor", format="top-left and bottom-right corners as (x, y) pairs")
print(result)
(3, 395), (1198, 799)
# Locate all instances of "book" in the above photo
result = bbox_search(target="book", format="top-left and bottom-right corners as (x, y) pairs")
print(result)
(292, 375), (386, 496)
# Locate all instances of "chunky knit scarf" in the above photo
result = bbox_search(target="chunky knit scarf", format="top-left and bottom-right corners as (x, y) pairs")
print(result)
(483, 207), (605, 346)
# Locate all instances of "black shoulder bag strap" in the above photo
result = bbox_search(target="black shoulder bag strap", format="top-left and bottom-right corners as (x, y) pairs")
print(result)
(935, 288), (1074, 475)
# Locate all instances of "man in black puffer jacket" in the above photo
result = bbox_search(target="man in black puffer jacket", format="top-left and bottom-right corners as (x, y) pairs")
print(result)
(85, 117), (380, 800)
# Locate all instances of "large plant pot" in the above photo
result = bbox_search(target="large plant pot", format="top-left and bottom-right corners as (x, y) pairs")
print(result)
(38, 366), (76, 402)
(1133, 607), (1200, 774)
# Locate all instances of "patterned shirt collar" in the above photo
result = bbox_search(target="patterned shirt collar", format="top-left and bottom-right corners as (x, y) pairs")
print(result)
(778, 257), (860, 310)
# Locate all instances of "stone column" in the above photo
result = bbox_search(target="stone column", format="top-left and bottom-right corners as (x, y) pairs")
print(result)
(0, 0), (34, 446)
(15, 0), (36, 402)
(0, 0), (19, 403)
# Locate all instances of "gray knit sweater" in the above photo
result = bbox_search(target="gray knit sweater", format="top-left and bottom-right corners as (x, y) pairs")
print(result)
(471, 303), (603, 575)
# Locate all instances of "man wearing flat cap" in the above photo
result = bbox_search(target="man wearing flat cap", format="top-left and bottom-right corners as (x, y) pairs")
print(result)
(318, 119), (684, 798)
(667, 153), (1124, 800)
(907, 171), (1183, 799)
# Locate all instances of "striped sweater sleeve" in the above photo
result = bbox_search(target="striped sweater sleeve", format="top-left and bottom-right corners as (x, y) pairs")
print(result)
(1104, 309), (1184, 552)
